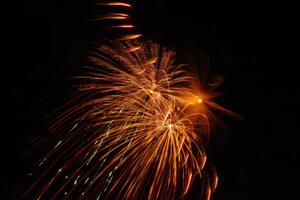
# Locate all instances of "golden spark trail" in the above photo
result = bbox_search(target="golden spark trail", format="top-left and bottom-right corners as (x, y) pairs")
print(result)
(95, 2), (132, 8)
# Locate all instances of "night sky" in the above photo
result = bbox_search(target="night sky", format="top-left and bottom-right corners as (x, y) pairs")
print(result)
(5, 0), (299, 199)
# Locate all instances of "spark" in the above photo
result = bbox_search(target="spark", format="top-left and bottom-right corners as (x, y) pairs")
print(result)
(117, 33), (142, 40)
(126, 46), (141, 52)
(95, 2), (132, 8)
(183, 172), (193, 195)
(90, 13), (130, 21)
(106, 25), (134, 29)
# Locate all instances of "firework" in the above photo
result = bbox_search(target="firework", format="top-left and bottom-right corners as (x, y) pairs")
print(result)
(22, 39), (228, 200)
(21, 1), (235, 199)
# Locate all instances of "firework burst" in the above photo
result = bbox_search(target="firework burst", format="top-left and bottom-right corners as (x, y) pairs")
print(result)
(21, 39), (230, 200)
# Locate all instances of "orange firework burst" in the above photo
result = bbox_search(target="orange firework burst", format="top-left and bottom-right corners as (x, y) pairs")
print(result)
(22, 39), (232, 199)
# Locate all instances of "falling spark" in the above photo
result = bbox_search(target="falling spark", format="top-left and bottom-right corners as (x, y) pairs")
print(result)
(117, 33), (143, 40)
(126, 46), (141, 52)
(95, 2), (132, 8)
(106, 24), (135, 29)
(90, 13), (130, 21)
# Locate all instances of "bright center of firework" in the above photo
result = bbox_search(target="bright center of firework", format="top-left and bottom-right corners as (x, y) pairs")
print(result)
(167, 124), (174, 130)
(197, 98), (203, 103)
(149, 83), (157, 94)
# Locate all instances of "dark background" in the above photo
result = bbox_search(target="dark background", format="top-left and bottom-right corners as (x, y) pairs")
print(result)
(5, 0), (299, 199)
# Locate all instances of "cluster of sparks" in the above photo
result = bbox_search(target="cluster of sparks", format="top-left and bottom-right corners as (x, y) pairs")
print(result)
(21, 1), (233, 200)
